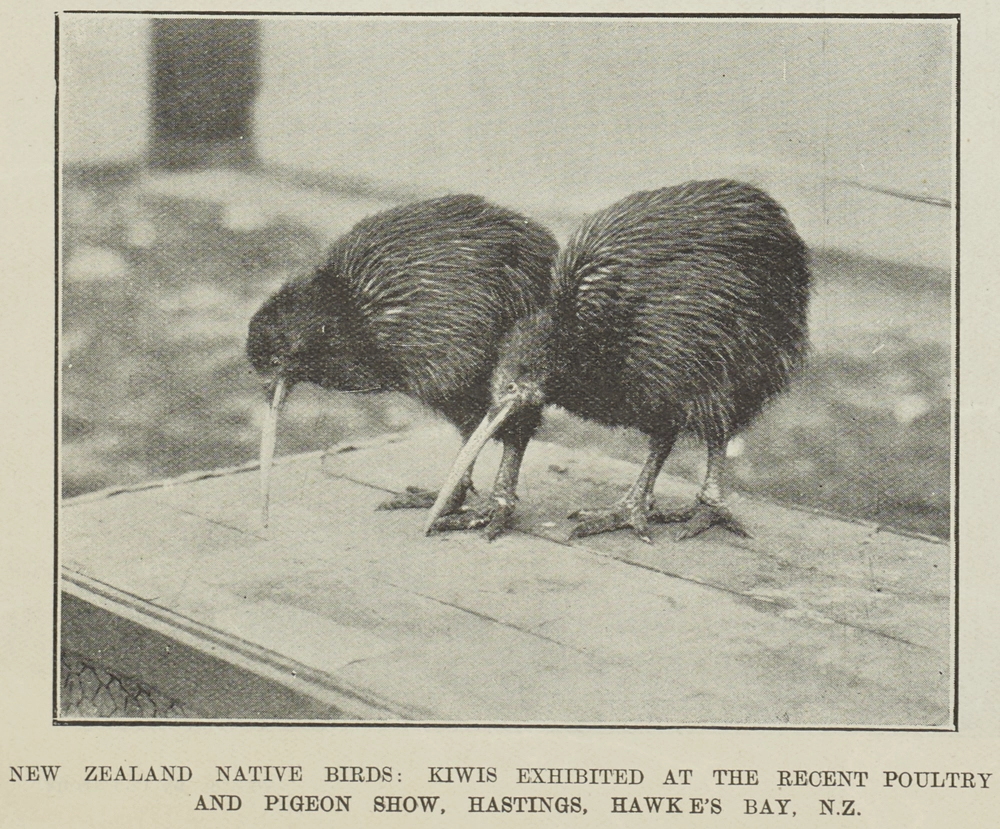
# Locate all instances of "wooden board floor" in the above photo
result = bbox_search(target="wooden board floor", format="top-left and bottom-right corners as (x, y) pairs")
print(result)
(60, 425), (952, 726)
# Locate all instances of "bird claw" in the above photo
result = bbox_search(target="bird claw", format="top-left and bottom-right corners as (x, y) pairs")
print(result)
(427, 494), (517, 541)
(377, 486), (438, 511)
(379, 483), (474, 515)
(568, 502), (654, 544)
(655, 500), (751, 541)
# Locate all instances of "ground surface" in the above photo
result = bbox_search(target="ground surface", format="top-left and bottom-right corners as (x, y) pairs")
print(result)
(60, 165), (952, 538)
(60, 429), (951, 724)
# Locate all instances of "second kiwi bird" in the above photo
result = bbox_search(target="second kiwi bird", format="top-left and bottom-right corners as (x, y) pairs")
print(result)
(426, 180), (811, 542)
(247, 195), (558, 527)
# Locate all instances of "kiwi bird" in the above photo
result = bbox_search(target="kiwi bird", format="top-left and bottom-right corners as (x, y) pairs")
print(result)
(247, 194), (558, 526)
(425, 180), (811, 542)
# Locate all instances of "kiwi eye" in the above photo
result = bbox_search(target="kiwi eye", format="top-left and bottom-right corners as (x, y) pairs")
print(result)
(506, 382), (517, 393)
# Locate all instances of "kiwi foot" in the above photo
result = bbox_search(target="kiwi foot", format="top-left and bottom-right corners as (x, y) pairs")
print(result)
(378, 483), (475, 516)
(427, 493), (517, 541)
(656, 499), (750, 541)
(377, 486), (438, 511)
(568, 498), (659, 544)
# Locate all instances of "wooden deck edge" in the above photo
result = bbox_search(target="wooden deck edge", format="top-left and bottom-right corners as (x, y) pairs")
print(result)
(59, 572), (950, 729)
(60, 449), (327, 507)
(60, 570), (425, 721)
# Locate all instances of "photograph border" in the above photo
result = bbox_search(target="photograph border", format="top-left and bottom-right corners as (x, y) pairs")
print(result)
(52, 8), (961, 732)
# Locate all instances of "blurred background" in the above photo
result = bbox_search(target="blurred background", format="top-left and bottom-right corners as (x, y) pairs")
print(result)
(59, 14), (954, 539)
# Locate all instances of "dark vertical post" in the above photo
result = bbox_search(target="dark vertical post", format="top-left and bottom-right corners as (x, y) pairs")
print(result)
(149, 18), (261, 170)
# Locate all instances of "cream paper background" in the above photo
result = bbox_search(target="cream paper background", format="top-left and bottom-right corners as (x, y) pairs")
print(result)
(2, 1), (995, 826)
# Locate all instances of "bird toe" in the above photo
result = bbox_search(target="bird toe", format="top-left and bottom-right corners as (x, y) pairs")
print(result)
(632, 527), (654, 544)
(377, 486), (439, 511)
(673, 521), (705, 542)
(428, 510), (490, 533)
(671, 502), (750, 541)
(718, 510), (752, 539)
(426, 494), (517, 540)
(650, 505), (697, 525)
(568, 504), (653, 542)
(483, 503), (516, 542)
(567, 518), (604, 540)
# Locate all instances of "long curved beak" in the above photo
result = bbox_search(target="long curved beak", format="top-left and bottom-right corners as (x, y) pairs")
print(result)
(259, 376), (288, 527)
(423, 398), (516, 534)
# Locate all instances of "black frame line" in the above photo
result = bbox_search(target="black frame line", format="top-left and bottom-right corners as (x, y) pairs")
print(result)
(951, 14), (961, 732)
(53, 11), (62, 724)
(59, 722), (954, 730)
(52, 10), (961, 732)
(61, 11), (961, 19)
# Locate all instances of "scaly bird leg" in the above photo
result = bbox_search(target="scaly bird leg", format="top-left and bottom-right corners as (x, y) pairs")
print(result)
(568, 433), (676, 544)
(655, 440), (750, 540)
(428, 430), (529, 541)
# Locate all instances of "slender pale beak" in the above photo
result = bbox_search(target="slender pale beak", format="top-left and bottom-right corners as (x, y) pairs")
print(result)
(423, 397), (516, 534)
(259, 376), (288, 527)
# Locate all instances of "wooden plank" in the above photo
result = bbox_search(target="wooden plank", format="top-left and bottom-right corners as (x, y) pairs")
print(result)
(325, 428), (951, 653)
(61, 590), (354, 720)
(60, 426), (951, 725)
